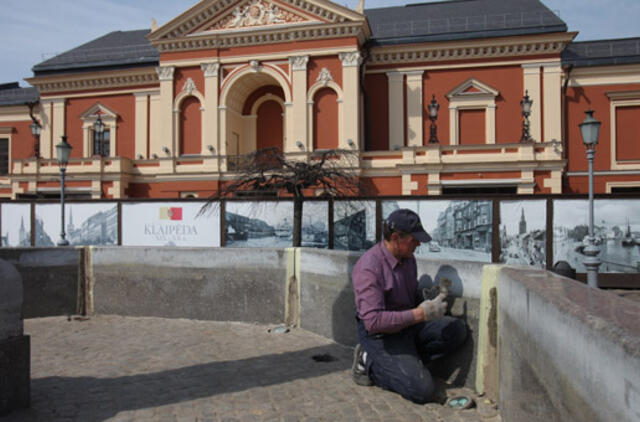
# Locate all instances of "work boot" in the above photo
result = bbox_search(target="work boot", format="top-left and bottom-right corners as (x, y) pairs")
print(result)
(351, 343), (373, 386)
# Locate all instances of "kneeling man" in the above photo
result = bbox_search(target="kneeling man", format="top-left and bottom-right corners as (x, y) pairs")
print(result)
(351, 209), (467, 403)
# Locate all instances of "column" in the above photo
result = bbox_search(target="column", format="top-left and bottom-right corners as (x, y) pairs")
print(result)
(543, 62), (563, 143)
(201, 62), (220, 155)
(51, 99), (66, 159)
(522, 64), (542, 143)
(134, 92), (151, 158)
(406, 71), (424, 147)
(387, 71), (404, 150)
(340, 51), (362, 150)
(289, 56), (309, 152)
(155, 66), (175, 157)
(40, 101), (53, 159)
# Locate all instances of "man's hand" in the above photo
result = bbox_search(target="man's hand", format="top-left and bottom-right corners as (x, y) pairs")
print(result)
(417, 293), (447, 322)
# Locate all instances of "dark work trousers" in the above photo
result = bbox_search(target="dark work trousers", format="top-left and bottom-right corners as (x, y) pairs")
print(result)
(357, 317), (467, 404)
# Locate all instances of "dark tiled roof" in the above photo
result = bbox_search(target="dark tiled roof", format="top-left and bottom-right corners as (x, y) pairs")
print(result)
(0, 84), (39, 106)
(365, 0), (567, 46)
(563, 38), (640, 67)
(32, 29), (158, 75)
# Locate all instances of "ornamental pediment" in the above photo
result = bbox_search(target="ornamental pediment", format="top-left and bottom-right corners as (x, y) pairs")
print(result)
(447, 78), (499, 100)
(149, 0), (366, 40)
(200, 0), (314, 33)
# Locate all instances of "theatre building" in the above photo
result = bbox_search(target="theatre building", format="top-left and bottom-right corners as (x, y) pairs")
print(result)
(1, 0), (639, 200)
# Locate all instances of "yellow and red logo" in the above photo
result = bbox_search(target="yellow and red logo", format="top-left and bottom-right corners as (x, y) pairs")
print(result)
(159, 207), (183, 221)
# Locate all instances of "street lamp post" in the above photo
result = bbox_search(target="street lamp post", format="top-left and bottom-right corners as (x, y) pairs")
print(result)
(29, 120), (41, 158)
(55, 136), (73, 246)
(428, 95), (439, 143)
(520, 90), (533, 142)
(579, 110), (602, 288)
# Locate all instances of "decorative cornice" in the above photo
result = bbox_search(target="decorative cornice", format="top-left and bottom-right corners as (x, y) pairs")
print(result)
(316, 67), (333, 85)
(152, 22), (367, 53)
(368, 33), (576, 66)
(339, 51), (362, 67)
(26, 69), (159, 94)
(156, 66), (175, 81)
(201, 62), (220, 78)
(289, 55), (309, 71)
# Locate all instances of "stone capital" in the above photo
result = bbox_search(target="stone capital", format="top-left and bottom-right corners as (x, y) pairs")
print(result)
(289, 55), (309, 71)
(339, 51), (362, 68)
(156, 66), (175, 81)
(201, 62), (220, 78)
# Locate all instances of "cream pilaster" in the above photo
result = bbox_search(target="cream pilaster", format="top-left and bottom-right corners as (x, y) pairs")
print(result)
(340, 51), (362, 150)
(201, 62), (220, 155)
(134, 92), (151, 158)
(522, 64), (542, 142)
(387, 71), (404, 150)
(155, 66), (175, 157)
(149, 93), (161, 157)
(218, 106), (228, 171)
(52, 99), (66, 159)
(40, 101), (53, 158)
(543, 62), (563, 143)
(405, 71), (424, 147)
(289, 56), (309, 151)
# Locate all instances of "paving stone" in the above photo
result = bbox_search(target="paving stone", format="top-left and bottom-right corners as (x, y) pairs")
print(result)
(3, 316), (491, 422)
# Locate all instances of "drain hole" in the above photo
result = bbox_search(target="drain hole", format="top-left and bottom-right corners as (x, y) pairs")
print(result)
(311, 354), (337, 362)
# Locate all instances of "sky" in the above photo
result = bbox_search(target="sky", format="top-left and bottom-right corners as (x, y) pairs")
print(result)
(1, 0), (640, 86)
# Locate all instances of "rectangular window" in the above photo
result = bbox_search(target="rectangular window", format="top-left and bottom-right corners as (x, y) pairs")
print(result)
(93, 129), (111, 157)
(616, 106), (640, 161)
(459, 109), (486, 145)
(0, 138), (8, 175)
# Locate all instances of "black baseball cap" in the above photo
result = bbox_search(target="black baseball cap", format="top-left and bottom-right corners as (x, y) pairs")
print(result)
(386, 209), (432, 242)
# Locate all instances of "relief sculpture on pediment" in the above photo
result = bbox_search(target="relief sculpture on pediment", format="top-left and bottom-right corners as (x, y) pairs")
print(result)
(209, 0), (305, 31)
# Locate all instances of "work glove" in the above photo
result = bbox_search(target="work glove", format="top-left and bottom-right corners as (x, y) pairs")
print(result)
(419, 292), (447, 321)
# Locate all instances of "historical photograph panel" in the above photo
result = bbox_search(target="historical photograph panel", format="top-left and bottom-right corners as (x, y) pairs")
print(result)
(1, 203), (31, 247)
(333, 200), (376, 251)
(499, 200), (546, 268)
(35, 203), (117, 246)
(122, 202), (220, 247)
(554, 199), (640, 273)
(382, 200), (492, 262)
(225, 201), (293, 248)
(301, 201), (328, 249)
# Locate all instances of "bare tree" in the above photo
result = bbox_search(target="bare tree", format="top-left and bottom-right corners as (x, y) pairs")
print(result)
(200, 147), (372, 246)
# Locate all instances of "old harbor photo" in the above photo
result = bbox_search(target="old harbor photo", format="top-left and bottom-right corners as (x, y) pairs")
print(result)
(553, 199), (640, 273)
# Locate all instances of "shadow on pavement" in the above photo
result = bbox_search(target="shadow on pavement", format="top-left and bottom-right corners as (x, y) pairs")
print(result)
(6, 344), (351, 422)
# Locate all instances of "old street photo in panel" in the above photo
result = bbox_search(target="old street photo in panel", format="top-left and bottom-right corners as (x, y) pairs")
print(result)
(35, 203), (117, 246)
(499, 200), (546, 268)
(382, 200), (492, 263)
(333, 200), (376, 251)
(1, 203), (31, 247)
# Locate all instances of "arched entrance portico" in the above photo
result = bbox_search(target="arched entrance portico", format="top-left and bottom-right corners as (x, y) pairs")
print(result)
(219, 65), (292, 169)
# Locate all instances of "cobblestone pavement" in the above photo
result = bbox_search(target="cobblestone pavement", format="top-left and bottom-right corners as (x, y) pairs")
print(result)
(6, 316), (500, 422)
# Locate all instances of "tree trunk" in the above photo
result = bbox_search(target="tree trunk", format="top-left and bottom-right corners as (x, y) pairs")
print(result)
(293, 197), (303, 247)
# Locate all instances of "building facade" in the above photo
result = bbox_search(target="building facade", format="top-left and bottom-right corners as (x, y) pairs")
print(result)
(1, 0), (639, 200)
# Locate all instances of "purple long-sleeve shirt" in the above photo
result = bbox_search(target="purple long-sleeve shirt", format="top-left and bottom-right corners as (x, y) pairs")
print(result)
(352, 242), (421, 334)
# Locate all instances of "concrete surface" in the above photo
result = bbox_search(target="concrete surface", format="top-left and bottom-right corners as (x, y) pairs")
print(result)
(5, 316), (499, 422)
(90, 247), (287, 324)
(0, 258), (30, 415)
(0, 249), (81, 318)
(497, 266), (640, 422)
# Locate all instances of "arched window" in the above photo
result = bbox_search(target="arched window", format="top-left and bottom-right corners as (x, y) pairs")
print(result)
(313, 88), (339, 150)
(179, 96), (202, 156)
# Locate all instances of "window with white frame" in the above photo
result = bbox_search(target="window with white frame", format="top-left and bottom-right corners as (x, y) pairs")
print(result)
(607, 90), (640, 170)
(0, 138), (8, 175)
(80, 103), (118, 158)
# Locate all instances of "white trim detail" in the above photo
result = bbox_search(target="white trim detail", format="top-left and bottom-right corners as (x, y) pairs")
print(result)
(608, 92), (640, 170)
(80, 103), (119, 157)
